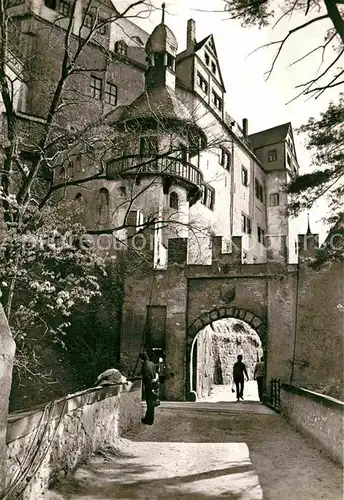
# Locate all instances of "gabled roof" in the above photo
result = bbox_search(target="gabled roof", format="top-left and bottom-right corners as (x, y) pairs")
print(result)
(177, 34), (226, 91)
(248, 123), (291, 150)
(194, 35), (211, 52)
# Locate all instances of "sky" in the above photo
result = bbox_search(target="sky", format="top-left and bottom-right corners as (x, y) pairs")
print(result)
(116, 0), (342, 239)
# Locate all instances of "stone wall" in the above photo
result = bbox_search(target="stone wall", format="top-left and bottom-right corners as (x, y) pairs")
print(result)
(293, 260), (344, 400)
(4, 381), (141, 500)
(281, 384), (344, 465)
(195, 325), (213, 398)
(211, 319), (263, 384)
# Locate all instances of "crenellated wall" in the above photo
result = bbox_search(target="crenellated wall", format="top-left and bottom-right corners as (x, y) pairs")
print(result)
(121, 233), (298, 401)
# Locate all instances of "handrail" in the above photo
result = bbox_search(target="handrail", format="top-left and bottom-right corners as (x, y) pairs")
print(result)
(106, 155), (203, 188)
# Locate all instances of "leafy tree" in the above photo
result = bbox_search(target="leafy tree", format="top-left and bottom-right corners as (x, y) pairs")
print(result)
(221, 0), (343, 99)
(220, 0), (344, 253)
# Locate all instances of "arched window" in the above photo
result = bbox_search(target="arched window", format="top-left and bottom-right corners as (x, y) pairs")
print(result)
(66, 161), (74, 180)
(74, 155), (82, 175)
(114, 40), (127, 56)
(169, 192), (179, 210)
(56, 165), (66, 182)
(74, 193), (86, 215)
(97, 188), (109, 224)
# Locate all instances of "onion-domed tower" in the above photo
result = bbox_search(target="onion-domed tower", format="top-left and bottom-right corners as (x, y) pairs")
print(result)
(107, 3), (206, 267)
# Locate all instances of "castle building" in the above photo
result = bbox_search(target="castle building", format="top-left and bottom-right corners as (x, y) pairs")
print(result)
(1, 0), (307, 399)
(3, 0), (299, 266)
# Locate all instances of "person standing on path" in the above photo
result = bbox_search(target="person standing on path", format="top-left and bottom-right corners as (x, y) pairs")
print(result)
(254, 356), (266, 402)
(233, 355), (249, 401)
(139, 352), (158, 425)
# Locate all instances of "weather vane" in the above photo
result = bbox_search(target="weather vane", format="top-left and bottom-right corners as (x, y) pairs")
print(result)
(161, 3), (165, 24)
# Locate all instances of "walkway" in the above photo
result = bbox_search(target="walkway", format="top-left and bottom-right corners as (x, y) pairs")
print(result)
(48, 402), (343, 500)
(204, 381), (260, 403)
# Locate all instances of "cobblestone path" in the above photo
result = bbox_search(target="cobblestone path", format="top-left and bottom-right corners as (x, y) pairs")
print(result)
(49, 402), (343, 500)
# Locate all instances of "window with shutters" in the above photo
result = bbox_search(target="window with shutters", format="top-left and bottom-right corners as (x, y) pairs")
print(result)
(241, 214), (251, 234)
(255, 179), (264, 202)
(270, 193), (280, 206)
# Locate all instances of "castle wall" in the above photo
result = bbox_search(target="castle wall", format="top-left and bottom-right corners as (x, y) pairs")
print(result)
(293, 260), (344, 399)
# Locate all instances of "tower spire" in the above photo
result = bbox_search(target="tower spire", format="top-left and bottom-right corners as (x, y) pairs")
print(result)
(161, 3), (165, 24)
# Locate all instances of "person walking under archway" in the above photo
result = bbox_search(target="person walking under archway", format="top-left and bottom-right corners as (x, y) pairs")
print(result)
(254, 356), (266, 402)
(233, 355), (249, 401)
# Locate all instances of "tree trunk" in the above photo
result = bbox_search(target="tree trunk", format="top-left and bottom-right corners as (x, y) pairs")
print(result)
(0, 302), (15, 496)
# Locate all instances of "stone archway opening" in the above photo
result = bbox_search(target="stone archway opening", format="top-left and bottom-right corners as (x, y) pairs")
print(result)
(186, 308), (267, 402)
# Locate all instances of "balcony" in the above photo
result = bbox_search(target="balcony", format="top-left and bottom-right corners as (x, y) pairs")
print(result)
(106, 155), (203, 201)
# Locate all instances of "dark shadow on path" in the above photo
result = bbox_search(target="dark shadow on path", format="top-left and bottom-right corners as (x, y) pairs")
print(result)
(52, 458), (251, 499)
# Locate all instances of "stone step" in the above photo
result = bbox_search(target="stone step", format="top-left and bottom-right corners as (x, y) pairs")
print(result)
(142, 401), (277, 415)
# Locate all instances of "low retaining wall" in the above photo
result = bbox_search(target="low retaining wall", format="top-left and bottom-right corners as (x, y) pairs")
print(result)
(281, 384), (343, 465)
(4, 380), (142, 499)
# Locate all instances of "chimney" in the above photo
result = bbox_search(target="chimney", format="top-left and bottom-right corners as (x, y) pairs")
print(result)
(242, 118), (248, 138)
(187, 19), (196, 51)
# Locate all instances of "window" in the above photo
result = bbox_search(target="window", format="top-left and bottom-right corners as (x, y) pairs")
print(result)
(105, 82), (117, 105)
(212, 90), (222, 111)
(45, 0), (56, 8)
(255, 179), (264, 202)
(241, 214), (251, 234)
(59, 0), (70, 16)
(201, 183), (215, 210)
(97, 188), (109, 224)
(287, 153), (291, 167)
(140, 136), (158, 156)
(270, 193), (280, 206)
(66, 161), (74, 180)
(211, 61), (216, 74)
(74, 155), (82, 174)
(197, 72), (208, 94)
(169, 192), (179, 210)
(241, 166), (248, 186)
(268, 149), (277, 162)
(98, 21), (107, 35)
(90, 75), (102, 99)
(257, 226), (265, 244)
(205, 53), (210, 66)
(220, 147), (231, 170)
(84, 12), (93, 28)
(179, 143), (188, 163)
(115, 40), (127, 56)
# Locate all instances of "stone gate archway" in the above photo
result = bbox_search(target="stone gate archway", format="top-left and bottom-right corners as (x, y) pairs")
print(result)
(186, 307), (267, 399)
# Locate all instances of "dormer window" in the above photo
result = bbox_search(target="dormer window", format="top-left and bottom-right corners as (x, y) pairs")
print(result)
(131, 35), (144, 46)
(268, 149), (277, 162)
(115, 40), (127, 56)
